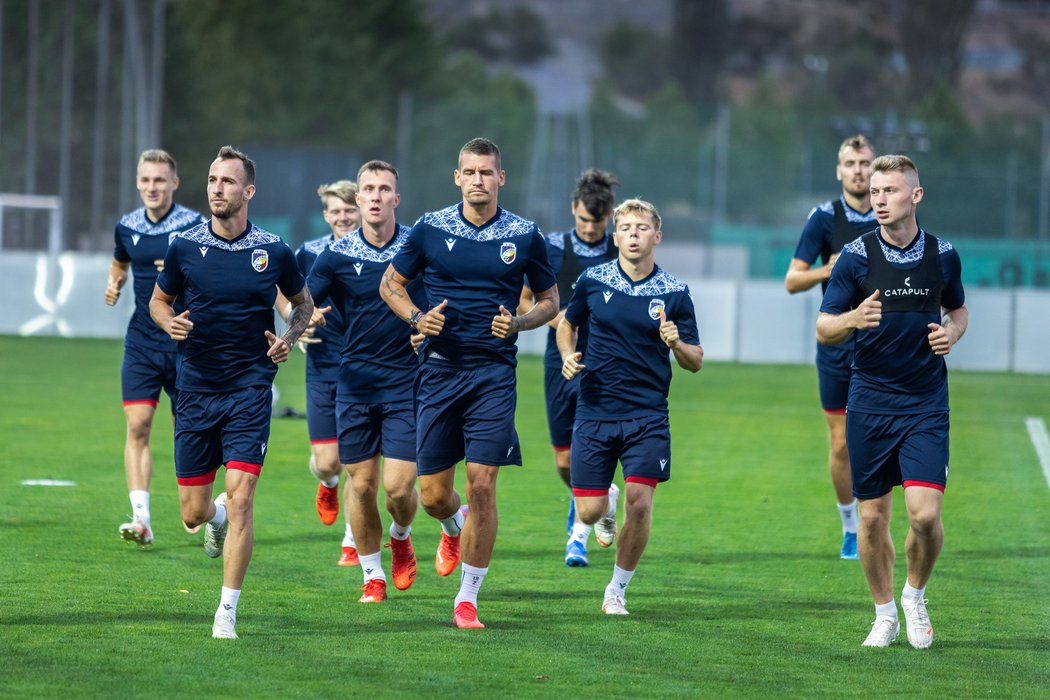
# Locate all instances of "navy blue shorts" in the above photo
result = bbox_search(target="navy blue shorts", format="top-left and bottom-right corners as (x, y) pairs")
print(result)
(816, 343), (850, 412)
(336, 399), (416, 464)
(414, 361), (522, 474)
(173, 386), (272, 485)
(121, 342), (177, 407)
(569, 414), (671, 491)
(846, 410), (950, 499)
(543, 361), (579, 449)
(306, 380), (338, 443)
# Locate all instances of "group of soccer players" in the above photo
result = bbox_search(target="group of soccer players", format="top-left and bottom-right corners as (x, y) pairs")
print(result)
(108, 138), (705, 638)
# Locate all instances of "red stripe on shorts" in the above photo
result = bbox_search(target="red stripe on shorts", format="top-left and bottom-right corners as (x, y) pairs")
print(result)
(309, 439), (338, 445)
(572, 488), (609, 498)
(177, 468), (219, 486)
(626, 476), (658, 488)
(903, 480), (944, 492)
(228, 460), (262, 476)
(123, 399), (159, 408)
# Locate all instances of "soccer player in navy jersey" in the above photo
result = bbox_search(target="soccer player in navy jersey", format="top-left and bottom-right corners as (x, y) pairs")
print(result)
(520, 169), (620, 567)
(817, 155), (967, 649)
(308, 160), (427, 603)
(284, 180), (361, 563)
(106, 149), (206, 546)
(379, 138), (558, 628)
(786, 135), (878, 561)
(150, 146), (314, 639)
(557, 198), (703, 616)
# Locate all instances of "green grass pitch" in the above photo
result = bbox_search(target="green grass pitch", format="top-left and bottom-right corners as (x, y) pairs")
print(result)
(0, 335), (1047, 698)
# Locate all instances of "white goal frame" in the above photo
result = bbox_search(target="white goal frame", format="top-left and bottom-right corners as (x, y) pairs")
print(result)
(0, 193), (64, 256)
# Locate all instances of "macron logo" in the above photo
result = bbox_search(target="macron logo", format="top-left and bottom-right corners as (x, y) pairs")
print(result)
(602, 291), (613, 303)
(659, 459), (667, 471)
(199, 246), (208, 257)
(131, 234), (141, 246)
(445, 238), (456, 251)
(905, 276), (911, 288)
(353, 262), (364, 275)
(223, 603), (233, 611)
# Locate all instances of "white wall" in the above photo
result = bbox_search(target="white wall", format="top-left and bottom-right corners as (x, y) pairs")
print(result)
(2, 251), (1048, 374)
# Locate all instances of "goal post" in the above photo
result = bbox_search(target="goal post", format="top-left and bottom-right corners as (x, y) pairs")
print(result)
(0, 193), (64, 256)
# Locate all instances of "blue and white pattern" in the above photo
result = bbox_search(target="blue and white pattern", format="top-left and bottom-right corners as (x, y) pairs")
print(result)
(583, 260), (688, 296)
(118, 204), (203, 236)
(421, 204), (536, 242)
(843, 231), (954, 262)
(302, 235), (332, 256)
(810, 197), (879, 225)
(330, 225), (411, 262)
(176, 222), (283, 251)
(547, 231), (611, 258)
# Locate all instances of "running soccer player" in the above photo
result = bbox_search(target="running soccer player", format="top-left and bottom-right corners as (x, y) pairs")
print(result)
(286, 180), (361, 565)
(379, 137), (558, 629)
(817, 155), (967, 649)
(520, 168), (619, 567)
(557, 198), (703, 616)
(150, 145), (314, 640)
(106, 149), (206, 546)
(785, 135), (878, 560)
(308, 160), (426, 603)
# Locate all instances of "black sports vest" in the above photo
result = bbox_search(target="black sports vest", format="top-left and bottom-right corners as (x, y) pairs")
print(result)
(831, 199), (858, 252)
(860, 231), (944, 313)
(556, 233), (616, 308)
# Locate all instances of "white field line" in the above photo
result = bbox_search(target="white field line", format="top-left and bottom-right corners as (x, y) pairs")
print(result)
(1025, 417), (1050, 491)
(20, 479), (77, 487)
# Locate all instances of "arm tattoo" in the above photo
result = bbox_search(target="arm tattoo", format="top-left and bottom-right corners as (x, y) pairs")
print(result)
(283, 302), (313, 346)
(382, 271), (406, 300)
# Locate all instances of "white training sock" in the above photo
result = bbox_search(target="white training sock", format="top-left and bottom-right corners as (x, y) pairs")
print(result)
(901, 581), (925, 602)
(875, 599), (898, 620)
(390, 521), (412, 541)
(210, 497), (228, 528)
(130, 490), (150, 523)
(342, 523), (356, 548)
(569, 521), (592, 544)
(219, 586), (241, 619)
(608, 564), (635, 597)
(320, 474), (339, 489)
(454, 564), (488, 607)
(440, 507), (465, 537)
(838, 499), (858, 534)
(359, 552), (386, 583)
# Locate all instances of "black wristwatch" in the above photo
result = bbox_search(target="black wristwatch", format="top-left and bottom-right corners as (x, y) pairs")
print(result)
(409, 309), (424, 330)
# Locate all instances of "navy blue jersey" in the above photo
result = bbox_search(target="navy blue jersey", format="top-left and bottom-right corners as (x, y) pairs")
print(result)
(295, 234), (344, 383)
(543, 230), (616, 369)
(113, 204), (206, 350)
(795, 197), (878, 371)
(391, 203), (556, 367)
(308, 224), (427, 403)
(821, 230), (965, 415)
(156, 221), (305, 393)
(564, 260), (700, 420)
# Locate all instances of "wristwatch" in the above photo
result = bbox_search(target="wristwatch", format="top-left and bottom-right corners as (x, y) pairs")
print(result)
(409, 309), (424, 330)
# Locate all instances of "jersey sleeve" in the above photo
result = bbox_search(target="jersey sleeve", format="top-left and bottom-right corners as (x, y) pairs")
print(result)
(113, 226), (131, 263)
(155, 242), (184, 296)
(276, 243), (307, 298)
(294, 246), (312, 279)
(390, 222), (427, 280)
(671, 288), (700, 346)
(940, 247), (965, 311)
(793, 208), (828, 264)
(819, 252), (866, 314)
(524, 228), (557, 294)
(306, 249), (334, 306)
(563, 275), (590, 328)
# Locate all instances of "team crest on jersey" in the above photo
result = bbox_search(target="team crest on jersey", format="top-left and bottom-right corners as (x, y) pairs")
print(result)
(251, 249), (268, 272)
(131, 234), (141, 246)
(500, 242), (517, 264)
(353, 262), (364, 275)
(648, 298), (665, 320)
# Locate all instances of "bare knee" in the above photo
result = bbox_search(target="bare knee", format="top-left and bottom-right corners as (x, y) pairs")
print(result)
(908, 507), (941, 538)
(126, 413), (153, 445)
(420, 478), (455, 516)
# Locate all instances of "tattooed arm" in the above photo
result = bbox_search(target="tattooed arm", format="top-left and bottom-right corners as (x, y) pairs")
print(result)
(265, 284), (314, 364)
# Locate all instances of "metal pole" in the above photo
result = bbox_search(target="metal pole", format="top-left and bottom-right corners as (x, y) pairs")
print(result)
(712, 103), (730, 225)
(25, 0), (40, 195)
(58, 0), (75, 250)
(150, 0), (166, 146)
(90, 0), (112, 243)
(1039, 115), (1050, 244)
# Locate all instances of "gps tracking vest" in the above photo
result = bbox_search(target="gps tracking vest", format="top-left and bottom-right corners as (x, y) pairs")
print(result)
(556, 233), (616, 306)
(860, 231), (944, 313)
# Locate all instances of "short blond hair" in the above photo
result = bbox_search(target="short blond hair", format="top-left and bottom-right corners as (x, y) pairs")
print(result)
(317, 179), (358, 210)
(838, 134), (875, 160)
(871, 154), (920, 187)
(613, 198), (661, 231)
(138, 149), (177, 174)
